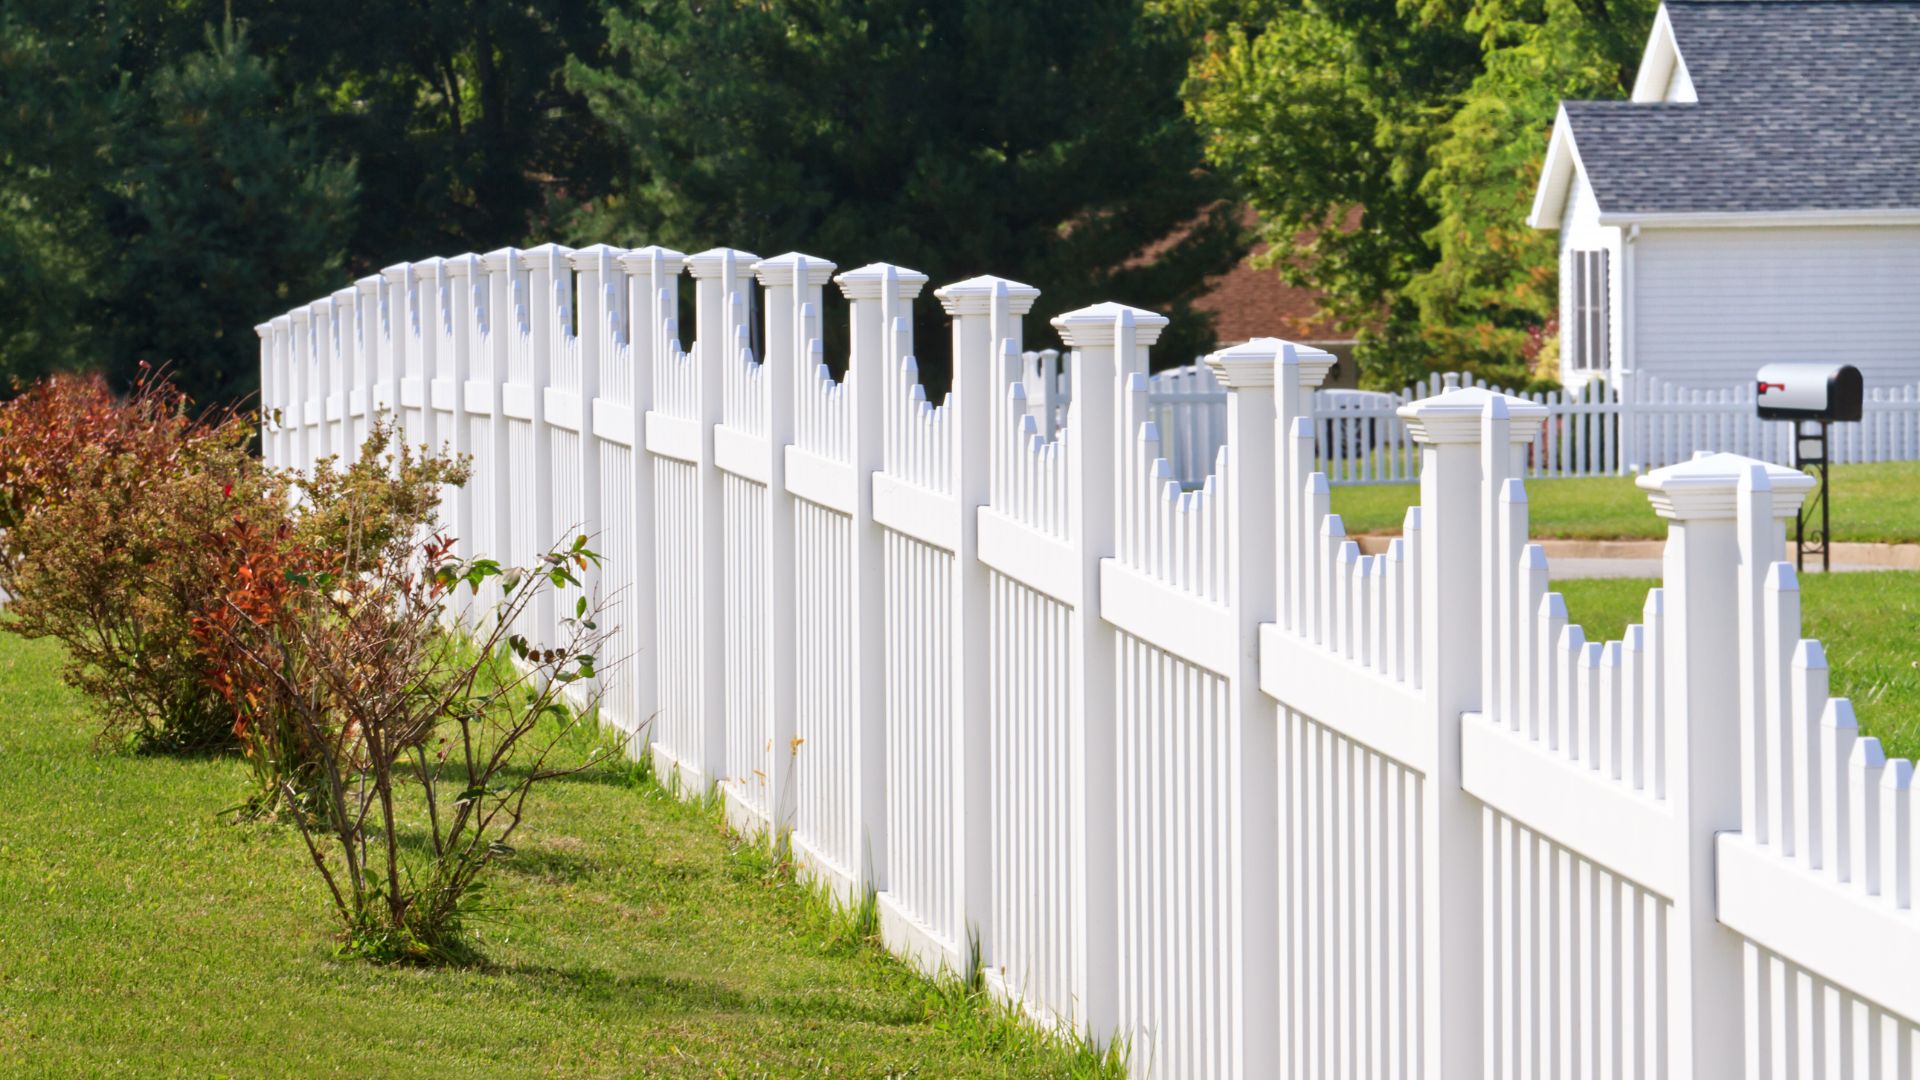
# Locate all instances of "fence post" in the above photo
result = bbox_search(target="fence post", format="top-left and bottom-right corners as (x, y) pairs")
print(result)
(379, 262), (415, 451)
(1635, 452), (1811, 1078)
(1615, 367), (1639, 473)
(407, 258), (446, 458)
(1203, 338), (1288, 1075)
(567, 245), (629, 698)
(440, 255), (482, 569)
(936, 273), (1041, 977)
(1396, 386), (1540, 1078)
(684, 248), (759, 787)
(1052, 301), (1165, 1042)
(260, 316), (289, 469)
(752, 251), (839, 833)
(519, 245), (573, 648)
(617, 246), (685, 748)
(836, 262), (926, 891)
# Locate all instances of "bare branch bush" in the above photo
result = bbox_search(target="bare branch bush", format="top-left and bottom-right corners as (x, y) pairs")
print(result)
(204, 483), (619, 962)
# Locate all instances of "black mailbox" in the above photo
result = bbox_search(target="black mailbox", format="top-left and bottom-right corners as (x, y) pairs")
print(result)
(1755, 362), (1864, 422)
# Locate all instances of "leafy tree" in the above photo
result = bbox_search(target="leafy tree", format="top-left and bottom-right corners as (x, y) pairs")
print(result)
(1408, 1), (1653, 383)
(569, 0), (1249, 380)
(107, 22), (357, 405)
(235, 0), (619, 269)
(0, 2), (616, 404)
(1170, 0), (1653, 387)
(0, 3), (129, 385)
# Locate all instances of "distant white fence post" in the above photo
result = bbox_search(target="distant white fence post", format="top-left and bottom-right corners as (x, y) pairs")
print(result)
(260, 315), (289, 469)
(519, 245), (573, 647)
(682, 248), (756, 786)
(1636, 453), (1799, 1077)
(1615, 367), (1642, 473)
(618, 246), (682, 748)
(440, 255), (481, 564)
(564, 246), (620, 642)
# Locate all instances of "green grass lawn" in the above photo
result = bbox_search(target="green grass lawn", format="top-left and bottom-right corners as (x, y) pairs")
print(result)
(0, 632), (1117, 1078)
(1555, 571), (1920, 759)
(1330, 460), (1920, 543)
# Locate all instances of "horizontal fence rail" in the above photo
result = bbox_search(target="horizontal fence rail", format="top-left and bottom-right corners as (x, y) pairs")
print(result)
(262, 242), (1920, 1079)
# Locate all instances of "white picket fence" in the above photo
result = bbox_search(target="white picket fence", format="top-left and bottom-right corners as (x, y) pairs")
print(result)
(262, 244), (1920, 1079)
(1072, 359), (1920, 489)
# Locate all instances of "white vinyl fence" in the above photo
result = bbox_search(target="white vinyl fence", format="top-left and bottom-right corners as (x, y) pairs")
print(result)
(263, 244), (1920, 1079)
(1055, 358), (1920, 489)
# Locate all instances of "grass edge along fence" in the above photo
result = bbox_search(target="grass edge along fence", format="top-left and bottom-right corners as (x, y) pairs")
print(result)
(263, 244), (1920, 1080)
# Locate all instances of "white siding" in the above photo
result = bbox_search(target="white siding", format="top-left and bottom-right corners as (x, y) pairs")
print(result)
(1556, 167), (1623, 390)
(1633, 225), (1920, 387)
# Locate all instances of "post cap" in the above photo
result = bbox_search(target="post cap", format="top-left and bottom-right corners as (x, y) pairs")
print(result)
(1202, 337), (1337, 390)
(752, 251), (839, 288)
(567, 243), (628, 271)
(520, 242), (575, 271)
(835, 261), (930, 300)
(480, 247), (521, 272)
(616, 246), (687, 276)
(1397, 386), (1550, 446)
(1050, 301), (1169, 348)
(685, 247), (763, 279)
(441, 254), (480, 279)
(379, 261), (411, 282)
(933, 275), (1041, 317)
(1636, 452), (1817, 521)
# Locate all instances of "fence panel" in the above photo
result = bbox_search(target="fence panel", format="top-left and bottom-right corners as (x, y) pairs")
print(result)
(972, 302), (1104, 1034)
(263, 243), (1920, 1080)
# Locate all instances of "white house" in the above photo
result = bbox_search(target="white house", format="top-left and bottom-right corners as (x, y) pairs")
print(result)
(1529, 0), (1920, 393)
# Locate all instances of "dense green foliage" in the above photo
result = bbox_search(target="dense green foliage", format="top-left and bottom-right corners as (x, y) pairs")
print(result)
(2, 0), (1240, 404)
(1, 10), (359, 405)
(1167, 0), (1656, 387)
(570, 0), (1247, 381)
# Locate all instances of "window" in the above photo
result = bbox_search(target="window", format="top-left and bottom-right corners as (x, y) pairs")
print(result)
(1568, 249), (1611, 371)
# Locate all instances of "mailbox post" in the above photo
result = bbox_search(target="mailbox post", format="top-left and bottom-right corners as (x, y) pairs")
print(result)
(1755, 362), (1864, 572)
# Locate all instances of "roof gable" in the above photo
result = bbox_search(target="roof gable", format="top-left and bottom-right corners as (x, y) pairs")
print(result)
(1533, 0), (1920, 223)
(1628, 5), (1698, 102)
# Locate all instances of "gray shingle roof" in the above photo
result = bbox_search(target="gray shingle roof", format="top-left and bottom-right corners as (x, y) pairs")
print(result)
(1565, 0), (1920, 215)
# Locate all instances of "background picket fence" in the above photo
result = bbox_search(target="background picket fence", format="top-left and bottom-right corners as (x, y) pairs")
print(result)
(262, 243), (1920, 1079)
(1060, 356), (1920, 489)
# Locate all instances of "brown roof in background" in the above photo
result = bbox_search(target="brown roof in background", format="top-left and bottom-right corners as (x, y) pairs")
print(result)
(1195, 207), (1352, 347)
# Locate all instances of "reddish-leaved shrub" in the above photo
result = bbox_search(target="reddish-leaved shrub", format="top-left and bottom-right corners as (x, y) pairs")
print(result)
(0, 370), (277, 750)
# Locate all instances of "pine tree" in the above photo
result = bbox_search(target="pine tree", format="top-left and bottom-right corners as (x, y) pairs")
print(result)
(569, 0), (1248, 381)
